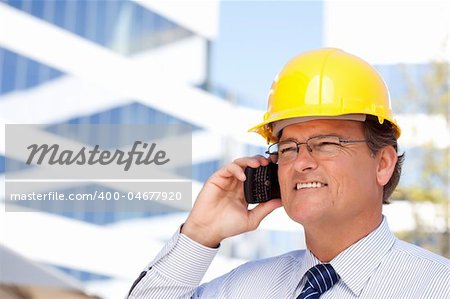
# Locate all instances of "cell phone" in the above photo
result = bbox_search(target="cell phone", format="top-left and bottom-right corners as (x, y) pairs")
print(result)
(244, 162), (281, 204)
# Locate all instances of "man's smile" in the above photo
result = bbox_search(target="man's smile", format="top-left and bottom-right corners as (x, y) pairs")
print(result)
(295, 181), (328, 190)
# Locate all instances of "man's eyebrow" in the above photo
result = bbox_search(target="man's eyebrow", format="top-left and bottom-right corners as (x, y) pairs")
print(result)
(311, 133), (347, 139)
(280, 134), (345, 142)
(279, 136), (299, 143)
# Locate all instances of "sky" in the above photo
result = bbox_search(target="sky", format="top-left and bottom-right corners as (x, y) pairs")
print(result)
(209, 0), (449, 110)
(211, 1), (324, 108)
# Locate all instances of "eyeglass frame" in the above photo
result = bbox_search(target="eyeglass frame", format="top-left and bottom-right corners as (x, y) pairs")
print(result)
(265, 135), (369, 164)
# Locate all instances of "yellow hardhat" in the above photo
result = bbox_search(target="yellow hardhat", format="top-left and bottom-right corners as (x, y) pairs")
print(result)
(249, 48), (401, 143)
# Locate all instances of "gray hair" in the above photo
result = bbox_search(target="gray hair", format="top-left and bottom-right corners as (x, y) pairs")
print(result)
(363, 115), (405, 204)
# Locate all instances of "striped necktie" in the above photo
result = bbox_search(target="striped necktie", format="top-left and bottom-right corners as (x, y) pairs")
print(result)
(296, 263), (340, 299)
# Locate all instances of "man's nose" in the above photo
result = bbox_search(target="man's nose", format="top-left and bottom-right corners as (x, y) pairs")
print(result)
(292, 145), (318, 172)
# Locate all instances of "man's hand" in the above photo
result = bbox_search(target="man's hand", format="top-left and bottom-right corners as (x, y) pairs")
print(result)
(181, 155), (283, 248)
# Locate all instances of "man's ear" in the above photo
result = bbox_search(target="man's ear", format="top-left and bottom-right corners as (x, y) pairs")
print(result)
(376, 146), (398, 186)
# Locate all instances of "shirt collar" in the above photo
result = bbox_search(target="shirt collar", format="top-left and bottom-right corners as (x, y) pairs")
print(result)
(299, 216), (396, 297)
(294, 248), (321, 290)
(330, 216), (396, 296)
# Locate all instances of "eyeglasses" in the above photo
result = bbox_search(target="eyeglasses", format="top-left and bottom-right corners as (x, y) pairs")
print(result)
(266, 135), (368, 164)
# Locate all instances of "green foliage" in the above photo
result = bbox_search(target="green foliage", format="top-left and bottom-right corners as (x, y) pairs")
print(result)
(392, 186), (446, 204)
(393, 60), (449, 257)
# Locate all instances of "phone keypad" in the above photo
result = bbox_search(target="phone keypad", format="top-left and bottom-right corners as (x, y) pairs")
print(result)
(252, 166), (270, 203)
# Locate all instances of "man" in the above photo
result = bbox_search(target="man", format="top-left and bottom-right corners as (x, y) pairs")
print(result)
(128, 48), (449, 298)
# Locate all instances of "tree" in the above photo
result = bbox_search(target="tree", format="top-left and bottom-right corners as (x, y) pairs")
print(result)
(391, 60), (449, 257)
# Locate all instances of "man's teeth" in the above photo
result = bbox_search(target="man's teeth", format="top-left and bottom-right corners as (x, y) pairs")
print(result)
(296, 182), (326, 190)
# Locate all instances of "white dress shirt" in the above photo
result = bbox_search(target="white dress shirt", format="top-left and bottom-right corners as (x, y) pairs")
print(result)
(128, 217), (450, 298)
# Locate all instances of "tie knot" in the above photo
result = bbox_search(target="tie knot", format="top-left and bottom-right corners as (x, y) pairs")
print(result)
(305, 264), (340, 295)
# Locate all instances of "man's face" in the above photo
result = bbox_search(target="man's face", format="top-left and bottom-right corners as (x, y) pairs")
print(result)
(278, 119), (382, 227)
